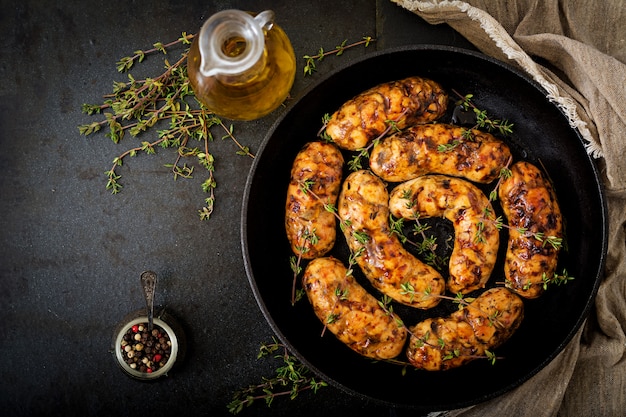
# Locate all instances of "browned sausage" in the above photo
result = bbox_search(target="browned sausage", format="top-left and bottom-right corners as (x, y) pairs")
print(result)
(388, 175), (499, 294)
(325, 76), (448, 151)
(303, 257), (407, 360)
(406, 287), (524, 371)
(285, 141), (344, 259)
(498, 161), (563, 298)
(370, 123), (511, 183)
(337, 170), (445, 309)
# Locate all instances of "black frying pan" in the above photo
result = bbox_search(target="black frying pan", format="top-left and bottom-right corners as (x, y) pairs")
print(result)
(241, 46), (607, 411)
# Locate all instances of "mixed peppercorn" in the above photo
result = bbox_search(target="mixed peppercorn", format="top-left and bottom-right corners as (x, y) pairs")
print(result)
(120, 322), (172, 374)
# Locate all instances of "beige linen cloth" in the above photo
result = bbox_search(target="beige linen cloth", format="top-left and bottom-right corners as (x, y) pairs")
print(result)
(390, 1), (626, 416)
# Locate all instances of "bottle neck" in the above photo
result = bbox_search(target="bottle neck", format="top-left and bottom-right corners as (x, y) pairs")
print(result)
(198, 10), (274, 78)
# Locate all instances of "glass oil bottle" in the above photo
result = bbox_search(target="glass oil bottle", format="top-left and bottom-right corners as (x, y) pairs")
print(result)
(187, 9), (296, 120)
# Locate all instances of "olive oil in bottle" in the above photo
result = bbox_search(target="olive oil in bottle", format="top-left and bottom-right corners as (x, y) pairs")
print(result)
(187, 9), (296, 121)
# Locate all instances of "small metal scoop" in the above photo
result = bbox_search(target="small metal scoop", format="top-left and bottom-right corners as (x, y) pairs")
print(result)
(140, 270), (157, 331)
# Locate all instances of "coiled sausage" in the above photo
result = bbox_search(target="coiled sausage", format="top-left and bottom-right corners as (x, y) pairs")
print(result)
(389, 175), (499, 294)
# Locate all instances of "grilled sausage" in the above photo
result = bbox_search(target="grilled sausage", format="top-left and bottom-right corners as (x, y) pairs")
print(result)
(450, 287), (524, 348)
(498, 161), (563, 298)
(325, 76), (448, 151)
(406, 287), (524, 371)
(337, 170), (445, 309)
(303, 257), (407, 359)
(370, 123), (512, 184)
(389, 175), (499, 294)
(285, 141), (344, 259)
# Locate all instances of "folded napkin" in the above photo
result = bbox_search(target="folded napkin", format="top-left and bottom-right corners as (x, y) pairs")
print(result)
(390, 1), (626, 416)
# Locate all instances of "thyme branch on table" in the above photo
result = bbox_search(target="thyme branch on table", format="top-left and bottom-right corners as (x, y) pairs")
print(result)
(227, 338), (327, 415)
(78, 32), (254, 221)
(303, 36), (375, 76)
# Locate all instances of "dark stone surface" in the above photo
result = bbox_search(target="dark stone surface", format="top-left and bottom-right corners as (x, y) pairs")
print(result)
(0, 1), (473, 416)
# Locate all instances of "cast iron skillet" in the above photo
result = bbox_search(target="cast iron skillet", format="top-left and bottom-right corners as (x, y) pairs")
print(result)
(241, 45), (607, 411)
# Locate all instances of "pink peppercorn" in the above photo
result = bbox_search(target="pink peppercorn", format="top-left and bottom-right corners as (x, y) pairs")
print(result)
(132, 324), (139, 333)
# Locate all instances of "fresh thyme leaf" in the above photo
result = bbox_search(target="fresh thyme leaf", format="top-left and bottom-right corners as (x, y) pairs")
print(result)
(485, 350), (497, 365)
(437, 140), (460, 152)
(400, 282), (416, 302)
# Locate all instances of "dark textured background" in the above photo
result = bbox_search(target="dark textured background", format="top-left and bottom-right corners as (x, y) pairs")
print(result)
(0, 1), (474, 416)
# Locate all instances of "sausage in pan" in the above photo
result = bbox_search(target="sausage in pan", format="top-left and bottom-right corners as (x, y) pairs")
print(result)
(406, 287), (524, 371)
(337, 170), (445, 308)
(370, 123), (511, 183)
(325, 76), (448, 151)
(285, 141), (344, 259)
(303, 257), (407, 359)
(498, 161), (563, 298)
(389, 175), (499, 294)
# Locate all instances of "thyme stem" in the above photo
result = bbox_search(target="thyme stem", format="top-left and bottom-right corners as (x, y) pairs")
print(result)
(303, 36), (375, 76)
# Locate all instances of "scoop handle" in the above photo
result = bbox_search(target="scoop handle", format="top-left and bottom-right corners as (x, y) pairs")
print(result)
(140, 270), (157, 331)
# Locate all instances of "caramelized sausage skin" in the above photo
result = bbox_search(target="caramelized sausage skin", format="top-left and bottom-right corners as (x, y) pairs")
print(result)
(337, 170), (445, 309)
(303, 257), (407, 360)
(498, 161), (563, 298)
(389, 175), (499, 294)
(406, 287), (524, 371)
(370, 123), (511, 184)
(325, 76), (448, 151)
(285, 141), (344, 259)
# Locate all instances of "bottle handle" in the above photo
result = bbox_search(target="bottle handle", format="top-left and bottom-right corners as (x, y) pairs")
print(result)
(254, 10), (275, 31)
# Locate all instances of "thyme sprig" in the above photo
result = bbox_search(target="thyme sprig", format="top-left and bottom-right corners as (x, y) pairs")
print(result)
(438, 90), (514, 153)
(487, 158), (513, 202)
(227, 338), (327, 414)
(115, 32), (195, 72)
(321, 285), (350, 337)
(303, 36), (375, 76)
(541, 269), (574, 289)
(346, 111), (406, 171)
(452, 90), (514, 136)
(79, 32), (254, 221)
(289, 225), (319, 305)
(388, 212), (451, 272)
